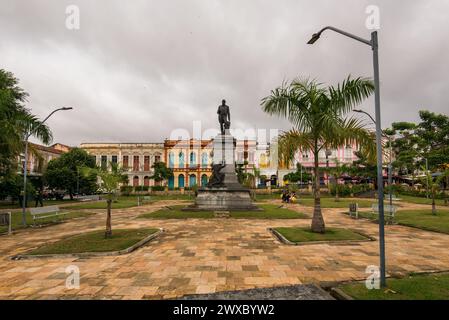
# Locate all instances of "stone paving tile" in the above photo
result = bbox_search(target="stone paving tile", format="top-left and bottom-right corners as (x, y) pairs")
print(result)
(0, 200), (449, 299)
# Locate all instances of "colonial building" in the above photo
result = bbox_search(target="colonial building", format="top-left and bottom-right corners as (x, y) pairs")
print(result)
(79, 143), (164, 187)
(163, 138), (258, 189)
(19, 143), (69, 176)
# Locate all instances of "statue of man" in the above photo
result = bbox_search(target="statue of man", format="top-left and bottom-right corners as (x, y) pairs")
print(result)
(217, 99), (230, 135)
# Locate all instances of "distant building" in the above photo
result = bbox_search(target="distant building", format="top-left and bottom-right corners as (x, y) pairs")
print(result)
(19, 142), (69, 176)
(79, 143), (164, 187)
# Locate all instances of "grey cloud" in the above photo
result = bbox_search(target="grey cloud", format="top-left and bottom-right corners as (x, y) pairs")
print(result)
(1, 0), (448, 146)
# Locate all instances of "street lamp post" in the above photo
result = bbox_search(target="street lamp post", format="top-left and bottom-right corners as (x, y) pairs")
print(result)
(21, 107), (73, 226)
(308, 27), (387, 287)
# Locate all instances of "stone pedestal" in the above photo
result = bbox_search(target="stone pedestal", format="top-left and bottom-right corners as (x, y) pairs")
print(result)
(185, 130), (259, 211)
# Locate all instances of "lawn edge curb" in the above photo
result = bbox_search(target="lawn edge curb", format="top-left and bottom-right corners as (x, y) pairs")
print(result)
(10, 228), (164, 260)
(268, 228), (376, 246)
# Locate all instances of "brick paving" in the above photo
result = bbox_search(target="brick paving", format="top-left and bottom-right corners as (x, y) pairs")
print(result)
(0, 200), (448, 300)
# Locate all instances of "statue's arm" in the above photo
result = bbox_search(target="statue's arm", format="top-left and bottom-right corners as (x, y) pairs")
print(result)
(217, 107), (220, 115)
(227, 107), (231, 121)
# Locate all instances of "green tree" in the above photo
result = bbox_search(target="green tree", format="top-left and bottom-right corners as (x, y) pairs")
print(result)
(262, 76), (376, 233)
(150, 161), (173, 185)
(415, 111), (449, 170)
(81, 163), (128, 238)
(420, 169), (448, 215)
(44, 148), (97, 199)
(0, 69), (52, 189)
(283, 163), (311, 184)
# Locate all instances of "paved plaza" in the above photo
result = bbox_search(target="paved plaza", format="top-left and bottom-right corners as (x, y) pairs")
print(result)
(1, 200), (449, 300)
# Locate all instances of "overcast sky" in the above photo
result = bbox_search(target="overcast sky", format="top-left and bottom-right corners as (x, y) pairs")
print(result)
(1, 0), (448, 146)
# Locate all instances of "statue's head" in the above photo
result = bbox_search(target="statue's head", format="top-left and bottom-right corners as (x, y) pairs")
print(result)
(222, 99), (226, 105)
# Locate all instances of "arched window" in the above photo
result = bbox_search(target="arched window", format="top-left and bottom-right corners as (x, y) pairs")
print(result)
(144, 176), (150, 187)
(179, 152), (185, 168)
(169, 152), (175, 168)
(178, 174), (185, 188)
(201, 174), (208, 187)
(189, 174), (197, 187)
(133, 176), (139, 187)
(201, 153), (208, 168)
(190, 152), (196, 167)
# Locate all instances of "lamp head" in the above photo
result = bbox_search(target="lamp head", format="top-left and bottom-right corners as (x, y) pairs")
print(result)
(307, 33), (321, 45)
(61, 107), (73, 111)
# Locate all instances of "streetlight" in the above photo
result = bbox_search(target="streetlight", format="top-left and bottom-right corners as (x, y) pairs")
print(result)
(21, 107), (73, 226)
(308, 26), (387, 287)
(353, 109), (394, 208)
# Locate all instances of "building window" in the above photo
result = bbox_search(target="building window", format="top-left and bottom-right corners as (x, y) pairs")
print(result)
(111, 155), (118, 165)
(248, 152), (254, 163)
(144, 156), (150, 171)
(123, 156), (129, 169)
(144, 176), (150, 186)
(101, 156), (107, 169)
(179, 152), (185, 168)
(133, 156), (140, 171)
(169, 152), (175, 168)
(201, 153), (208, 168)
(155, 155), (161, 163)
(190, 152), (196, 167)
(133, 176), (139, 187)
(345, 146), (353, 160)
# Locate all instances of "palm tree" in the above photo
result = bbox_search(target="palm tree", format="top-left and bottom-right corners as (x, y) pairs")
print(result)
(81, 163), (127, 238)
(0, 69), (52, 177)
(262, 76), (376, 233)
(421, 169), (448, 215)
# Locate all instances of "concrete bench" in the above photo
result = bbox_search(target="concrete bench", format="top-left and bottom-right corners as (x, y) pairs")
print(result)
(371, 203), (397, 224)
(77, 195), (100, 202)
(29, 206), (67, 226)
(0, 212), (12, 234)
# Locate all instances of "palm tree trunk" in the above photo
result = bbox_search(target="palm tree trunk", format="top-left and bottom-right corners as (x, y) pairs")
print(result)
(335, 184), (340, 202)
(311, 149), (325, 233)
(105, 199), (112, 238)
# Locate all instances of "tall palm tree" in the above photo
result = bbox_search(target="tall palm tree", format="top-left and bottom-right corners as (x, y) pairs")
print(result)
(0, 69), (52, 177)
(262, 76), (376, 233)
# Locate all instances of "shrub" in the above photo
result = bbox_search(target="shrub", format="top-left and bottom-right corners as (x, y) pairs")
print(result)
(151, 186), (165, 192)
(120, 186), (133, 196)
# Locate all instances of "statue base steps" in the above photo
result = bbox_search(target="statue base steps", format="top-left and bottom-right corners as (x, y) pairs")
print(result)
(184, 188), (260, 211)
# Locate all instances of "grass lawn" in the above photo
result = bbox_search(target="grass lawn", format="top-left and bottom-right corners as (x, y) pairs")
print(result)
(339, 273), (449, 300)
(298, 197), (375, 208)
(398, 195), (447, 206)
(274, 227), (368, 243)
(0, 199), (79, 210)
(358, 209), (449, 234)
(0, 210), (95, 234)
(139, 204), (308, 219)
(28, 228), (159, 255)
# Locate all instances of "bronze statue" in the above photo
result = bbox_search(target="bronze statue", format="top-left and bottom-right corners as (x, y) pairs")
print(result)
(217, 99), (230, 135)
(207, 163), (226, 188)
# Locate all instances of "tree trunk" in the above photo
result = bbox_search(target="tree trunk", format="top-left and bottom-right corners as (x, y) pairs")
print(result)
(432, 193), (436, 215)
(311, 149), (325, 233)
(105, 199), (112, 238)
